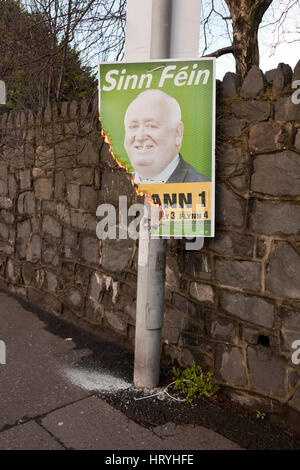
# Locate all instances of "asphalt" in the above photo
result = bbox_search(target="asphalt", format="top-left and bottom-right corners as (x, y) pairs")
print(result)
(0, 289), (242, 451)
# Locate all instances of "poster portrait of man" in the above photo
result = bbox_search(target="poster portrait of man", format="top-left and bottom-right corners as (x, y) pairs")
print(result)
(123, 89), (211, 185)
(98, 58), (215, 237)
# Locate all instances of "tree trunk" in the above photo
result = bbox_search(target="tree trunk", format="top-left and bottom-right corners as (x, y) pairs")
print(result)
(225, 0), (272, 77)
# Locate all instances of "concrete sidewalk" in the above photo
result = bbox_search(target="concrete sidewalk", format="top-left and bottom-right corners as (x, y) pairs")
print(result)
(0, 289), (241, 450)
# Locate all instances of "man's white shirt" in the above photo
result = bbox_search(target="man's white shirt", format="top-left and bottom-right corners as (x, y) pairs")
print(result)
(133, 154), (180, 184)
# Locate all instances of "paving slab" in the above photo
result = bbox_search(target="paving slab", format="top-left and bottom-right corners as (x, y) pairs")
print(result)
(0, 421), (64, 450)
(0, 289), (242, 450)
(0, 292), (92, 428)
(41, 396), (241, 450)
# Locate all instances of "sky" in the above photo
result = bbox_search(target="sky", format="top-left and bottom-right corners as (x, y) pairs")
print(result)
(200, 0), (300, 80)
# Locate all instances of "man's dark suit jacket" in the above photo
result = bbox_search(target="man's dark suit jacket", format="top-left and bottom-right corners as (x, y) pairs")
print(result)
(167, 155), (211, 183)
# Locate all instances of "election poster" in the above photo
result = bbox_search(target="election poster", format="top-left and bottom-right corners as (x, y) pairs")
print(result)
(98, 58), (215, 237)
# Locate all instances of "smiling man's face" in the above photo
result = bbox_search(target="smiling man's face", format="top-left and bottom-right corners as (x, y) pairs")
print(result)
(124, 90), (183, 179)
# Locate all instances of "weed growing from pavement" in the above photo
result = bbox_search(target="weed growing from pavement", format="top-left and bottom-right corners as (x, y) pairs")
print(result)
(256, 411), (266, 420)
(171, 362), (220, 404)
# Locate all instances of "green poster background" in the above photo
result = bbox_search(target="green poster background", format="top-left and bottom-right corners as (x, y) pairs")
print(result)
(98, 59), (215, 179)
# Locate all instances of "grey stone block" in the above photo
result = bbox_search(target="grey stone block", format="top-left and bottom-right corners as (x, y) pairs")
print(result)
(100, 141), (119, 169)
(184, 252), (212, 280)
(67, 184), (80, 208)
(0, 179), (8, 196)
(80, 186), (98, 212)
(42, 215), (62, 238)
(0, 162), (8, 179)
(215, 344), (247, 386)
(54, 171), (65, 200)
(228, 175), (247, 191)
(219, 291), (275, 329)
(241, 327), (259, 345)
(101, 239), (133, 272)
(71, 211), (97, 232)
(162, 308), (184, 344)
(295, 131), (300, 149)
(105, 310), (126, 332)
(100, 173), (134, 203)
(172, 293), (197, 316)
(247, 346), (286, 397)
(77, 139), (99, 166)
(210, 317), (236, 342)
(249, 122), (281, 152)
(28, 287), (61, 314)
(231, 101), (270, 121)
(240, 66), (265, 98)
(215, 259), (261, 291)
(219, 117), (242, 138)
(63, 228), (77, 249)
(80, 235), (99, 264)
(54, 137), (77, 163)
(17, 219), (31, 242)
(250, 201), (300, 235)
(289, 386), (300, 412)
(24, 143), (35, 166)
(207, 231), (254, 258)
(251, 151), (299, 196)
(216, 184), (245, 228)
(85, 298), (103, 324)
(281, 310), (300, 330)
(42, 201), (56, 213)
(166, 254), (181, 288)
(275, 96), (300, 121)
(281, 328), (300, 351)
(266, 242), (300, 299)
(0, 222), (9, 240)
(74, 265), (90, 291)
(56, 202), (71, 225)
(69, 100), (78, 119)
(35, 146), (55, 168)
(34, 178), (53, 200)
(42, 239), (59, 266)
(0, 196), (13, 209)
(22, 262), (35, 285)
(45, 271), (58, 293)
(89, 271), (104, 301)
(8, 174), (17, 199)
(19, 168), (31, 191)
(265, 69), (277, 84)
(190, 282), (214, 303)
(220, 72), (241, 99)
(65, 287), (83, 309)
(27, 234), (42, 263)
(272, 63), (293, 93)
(80, 97), (90, 118)
(17, 191), (36, 215)
(292, 59), (300, 82)
(6, 259), (21, 282)
(216, 144), (244, 176)
(66, 168), (94, 185)
(0, 241), (14, 255)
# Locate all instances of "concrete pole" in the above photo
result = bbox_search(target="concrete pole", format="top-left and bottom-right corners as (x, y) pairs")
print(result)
(125, 0), (202, 388)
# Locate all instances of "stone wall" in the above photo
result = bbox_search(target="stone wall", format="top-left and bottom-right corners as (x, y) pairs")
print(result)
(0, 61), (299, 432)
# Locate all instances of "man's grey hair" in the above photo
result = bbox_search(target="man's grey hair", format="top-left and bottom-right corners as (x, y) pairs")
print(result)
(124, 89), (182, 128)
